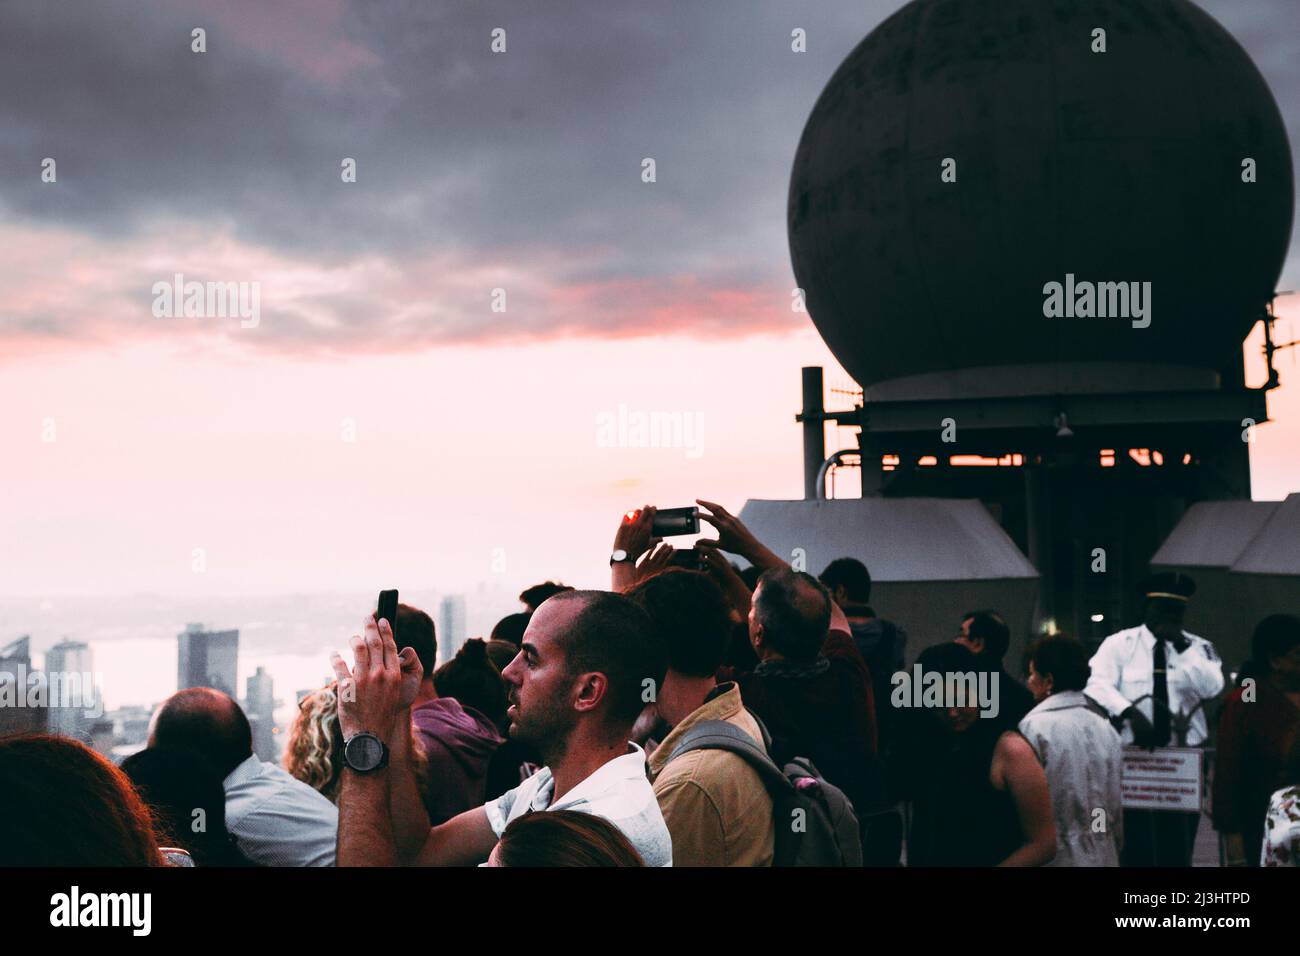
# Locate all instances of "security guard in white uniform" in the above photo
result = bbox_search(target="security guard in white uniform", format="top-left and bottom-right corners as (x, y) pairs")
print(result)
(1085, 572), (1224, 866)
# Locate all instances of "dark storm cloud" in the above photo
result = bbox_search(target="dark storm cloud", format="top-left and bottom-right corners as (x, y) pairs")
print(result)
(0, 0), (1295, 349)
(0, 2), (882, 279)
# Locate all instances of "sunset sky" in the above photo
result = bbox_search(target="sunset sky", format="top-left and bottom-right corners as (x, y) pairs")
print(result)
(3, 0), (1298, 607)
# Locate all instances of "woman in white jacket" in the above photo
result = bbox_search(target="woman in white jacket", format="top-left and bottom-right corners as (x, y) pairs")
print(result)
(1019, 634), (1124, 866)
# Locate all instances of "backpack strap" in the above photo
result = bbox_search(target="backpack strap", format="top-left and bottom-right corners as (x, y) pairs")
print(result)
(745, 711), (775, 752)
(666, 720), (793, 795)
(668, 719), (850, 867)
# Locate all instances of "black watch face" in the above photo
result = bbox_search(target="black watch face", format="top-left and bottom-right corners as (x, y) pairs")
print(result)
(347, 733), (384, 771)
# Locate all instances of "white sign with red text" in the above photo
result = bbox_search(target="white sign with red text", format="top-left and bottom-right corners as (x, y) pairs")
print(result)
(1121, 747), (1202, 812)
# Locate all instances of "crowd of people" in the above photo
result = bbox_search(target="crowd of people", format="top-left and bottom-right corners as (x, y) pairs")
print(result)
(2, 499), (1299, 868)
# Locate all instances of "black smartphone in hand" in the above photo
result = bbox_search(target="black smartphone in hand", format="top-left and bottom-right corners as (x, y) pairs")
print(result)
(651, 506), (699, 537)
(376, 589), (399, 635)
(668, 548), (704, 571)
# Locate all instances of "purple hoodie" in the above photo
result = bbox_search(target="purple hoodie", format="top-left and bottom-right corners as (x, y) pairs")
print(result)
(411, 697), (505, 826)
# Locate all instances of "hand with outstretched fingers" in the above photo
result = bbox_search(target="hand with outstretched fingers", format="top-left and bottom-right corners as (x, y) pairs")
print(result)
(696, 498), (784, 570)
(330, 615), (418, 745)
(636, 542), (676, 581)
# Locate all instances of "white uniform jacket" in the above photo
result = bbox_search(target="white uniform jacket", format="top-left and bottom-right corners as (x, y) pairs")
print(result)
(1084, 624), (1223, 747)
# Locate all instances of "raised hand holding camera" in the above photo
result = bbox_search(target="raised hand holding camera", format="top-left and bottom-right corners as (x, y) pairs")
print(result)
(696, 498), (784, 570)
(330, 615), (409, 749)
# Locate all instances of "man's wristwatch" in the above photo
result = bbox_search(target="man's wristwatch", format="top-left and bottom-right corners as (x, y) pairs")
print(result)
(343, 731), (390, 773)
(610, 548), (633, 566)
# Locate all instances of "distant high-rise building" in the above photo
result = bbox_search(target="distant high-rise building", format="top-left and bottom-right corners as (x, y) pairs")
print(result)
(107, 704), (154, 748)
(44, 639), (100, 742)
(0, 636), (31, 669)
(177, 623), (239, 696)
(245, 666), (276, 762)
(438, 595), (467, 665)
(0, 637), (47, 738)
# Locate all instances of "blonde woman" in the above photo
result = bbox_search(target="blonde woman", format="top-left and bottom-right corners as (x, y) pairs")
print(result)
(284, 682), (346, 803)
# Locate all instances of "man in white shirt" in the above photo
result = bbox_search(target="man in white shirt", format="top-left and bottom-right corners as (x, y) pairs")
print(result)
(150, 688), (339, 866)
(334, 590), (672, 866)
(483, 743), (668, 865)
(1085, 577), (1223, 747)
(1085, 572), (1223, 866)
(221, 753), (339, 866)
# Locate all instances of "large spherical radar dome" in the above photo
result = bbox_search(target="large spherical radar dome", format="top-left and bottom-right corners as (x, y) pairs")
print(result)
(788, 0), (1294, 393)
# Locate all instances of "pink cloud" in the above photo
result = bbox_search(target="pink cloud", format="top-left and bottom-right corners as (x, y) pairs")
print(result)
(0, 221), (799, 359)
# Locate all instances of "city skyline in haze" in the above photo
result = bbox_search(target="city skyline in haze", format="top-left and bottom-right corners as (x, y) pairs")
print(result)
(3, 0), (1299, 606)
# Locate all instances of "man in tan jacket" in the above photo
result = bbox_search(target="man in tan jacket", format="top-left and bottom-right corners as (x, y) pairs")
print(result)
(627, 568), (775, 866)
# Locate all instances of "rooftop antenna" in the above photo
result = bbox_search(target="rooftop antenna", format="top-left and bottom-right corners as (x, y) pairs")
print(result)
(1263, 291), (1298, 390)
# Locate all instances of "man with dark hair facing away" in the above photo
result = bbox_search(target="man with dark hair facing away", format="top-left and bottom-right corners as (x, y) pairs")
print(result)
(735, 567), (886, 842)
(627, 568), (776, 866)
(150, 687), (338, 866)
(819, 557), (907, 750)
(519, 581), (573, 612)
